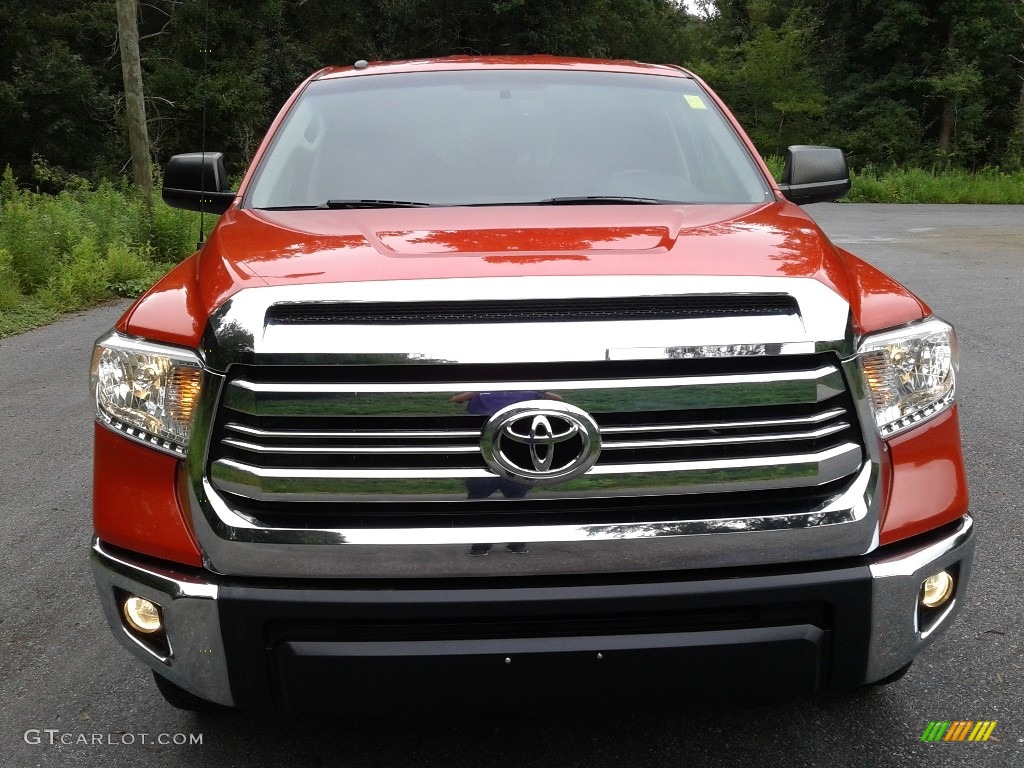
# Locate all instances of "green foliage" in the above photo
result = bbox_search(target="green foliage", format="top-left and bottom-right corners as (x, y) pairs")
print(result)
(762, 154), (784, 180)
(0, 166), (202, 336)
(684, 0), (1024, 168)
(694, 3), (826, 155)
(1003, 129), (1024, 172)
(4, 0), (1024, 180)
(0, 247), (23, 311)
(846, 167), (1024, 204)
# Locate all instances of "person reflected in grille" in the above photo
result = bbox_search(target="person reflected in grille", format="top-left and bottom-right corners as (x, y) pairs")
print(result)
(452, 390), (563, 499)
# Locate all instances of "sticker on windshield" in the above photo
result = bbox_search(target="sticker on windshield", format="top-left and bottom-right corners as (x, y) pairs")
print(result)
(685, 95), (708, 110)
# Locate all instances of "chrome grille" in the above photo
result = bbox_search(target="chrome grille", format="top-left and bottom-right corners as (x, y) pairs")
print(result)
(207, 355), (864, 525)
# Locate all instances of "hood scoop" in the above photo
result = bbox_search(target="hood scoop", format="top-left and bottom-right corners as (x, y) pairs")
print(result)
(375, 226), (673, 255)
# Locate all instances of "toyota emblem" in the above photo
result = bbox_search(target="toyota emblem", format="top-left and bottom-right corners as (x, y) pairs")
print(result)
(481, 401), (602, 485)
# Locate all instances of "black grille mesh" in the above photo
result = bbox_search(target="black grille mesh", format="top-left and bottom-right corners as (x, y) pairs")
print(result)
(267, 295), (799, 325)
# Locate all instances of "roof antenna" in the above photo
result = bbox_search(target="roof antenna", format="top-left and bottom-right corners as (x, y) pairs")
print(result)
(197, 0), (210, 250)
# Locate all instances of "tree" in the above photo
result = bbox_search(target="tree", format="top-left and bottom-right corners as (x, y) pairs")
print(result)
(686, 1), (828, 155)
(1006, 0), (1024, 168)
(116, 0), (152, 203)
(816, 0), (1024, 168)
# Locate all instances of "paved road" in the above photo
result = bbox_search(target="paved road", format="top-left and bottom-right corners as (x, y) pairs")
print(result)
(1, 204), (1021, 767)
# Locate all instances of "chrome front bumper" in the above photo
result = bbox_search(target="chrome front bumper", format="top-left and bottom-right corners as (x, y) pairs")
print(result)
(91, 541), (233, 706)
(91, 515), (974, 708)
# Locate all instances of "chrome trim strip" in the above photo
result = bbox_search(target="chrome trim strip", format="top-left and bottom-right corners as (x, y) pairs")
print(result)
(209, 442), (862, 502)
(211, 462), (873, 542)
(228, 367), (841, 394)
(602, 422), (849, 449)
(187, 462), (877, 577)
(224, 423), (481, 439)
(919, 600), (959, 641)
(219, 409), (848, 446)
(868, 516), (974, 579)
(219, 422), (849, 455)
(94, 329), (206, 362)
(221, 437), (481, 455)
(91, 538), (217, 599)
(199, 275), (855, 370)
(222, 366), (847, 417)
(600, 407), (846, 434)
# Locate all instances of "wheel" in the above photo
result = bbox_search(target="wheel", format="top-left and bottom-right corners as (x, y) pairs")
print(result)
(869, 660), (914, 686)
(152, 670), (225, 712)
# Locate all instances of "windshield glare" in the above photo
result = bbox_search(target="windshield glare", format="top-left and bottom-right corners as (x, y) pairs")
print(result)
(247, 69), (771, 209)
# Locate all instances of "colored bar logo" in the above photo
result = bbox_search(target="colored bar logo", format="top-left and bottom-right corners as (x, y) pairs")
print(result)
(921, 721), (997, 742)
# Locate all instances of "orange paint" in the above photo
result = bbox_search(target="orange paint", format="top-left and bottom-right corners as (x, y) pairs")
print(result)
(92, 424), (203, 566)
(879, 406), (969, 545)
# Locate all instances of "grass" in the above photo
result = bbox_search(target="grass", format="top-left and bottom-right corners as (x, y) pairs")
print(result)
(762, 155), (1024, 203)
(845, 166), (1024, 203)
(0, 167), (205, 338)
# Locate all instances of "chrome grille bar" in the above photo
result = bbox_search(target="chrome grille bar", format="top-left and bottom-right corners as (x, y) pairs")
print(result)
(210, 442), (863, 502)
(219, 422), (849, 455)
(602, 422), (849, 450)
(223, 423), (481, 439)
(220, 438), (482, 455)
(222, 366), (846, 417)
(600, 406), (846, 433)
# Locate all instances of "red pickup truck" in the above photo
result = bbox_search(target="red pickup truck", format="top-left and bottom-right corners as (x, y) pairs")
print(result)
(90, 56), (972, 711)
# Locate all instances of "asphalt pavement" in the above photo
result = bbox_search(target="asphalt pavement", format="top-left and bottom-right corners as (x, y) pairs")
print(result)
(0, 204), (1021, 767)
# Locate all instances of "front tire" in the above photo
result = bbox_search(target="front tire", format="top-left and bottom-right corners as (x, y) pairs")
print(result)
(152, 671), (226, 712)
(869, 660), (914, 687)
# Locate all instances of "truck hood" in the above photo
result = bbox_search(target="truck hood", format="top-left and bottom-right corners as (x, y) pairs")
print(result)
(121, 200), (928, 347)
(205, 201), (847, 291)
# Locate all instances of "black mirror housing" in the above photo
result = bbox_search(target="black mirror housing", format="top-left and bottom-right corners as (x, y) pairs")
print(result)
(778, 146), (851, 205)
(162, 152), (236, 213)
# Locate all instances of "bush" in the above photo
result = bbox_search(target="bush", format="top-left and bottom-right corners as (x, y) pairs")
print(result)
(846, 166), (1024, 203)
(0, 166), (201, 336)
(0, 248), (24, 311)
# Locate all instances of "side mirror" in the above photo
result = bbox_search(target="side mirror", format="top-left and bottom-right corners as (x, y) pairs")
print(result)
(162, 152), (236, 213)
(778, 146), (851, 205)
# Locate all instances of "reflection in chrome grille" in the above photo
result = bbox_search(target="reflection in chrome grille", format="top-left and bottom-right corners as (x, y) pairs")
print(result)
(206, 355), (865, 527)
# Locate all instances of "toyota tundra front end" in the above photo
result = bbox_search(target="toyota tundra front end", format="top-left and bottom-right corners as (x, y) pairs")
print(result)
(89, 57), (973, 711)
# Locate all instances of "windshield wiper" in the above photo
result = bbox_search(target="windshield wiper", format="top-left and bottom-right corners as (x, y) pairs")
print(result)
(254, 204), (322, 210)
(537, 196), (665, 205)
(321, 199), (434, 209)
(255, 199), (434, 211)
(260, 197), (667, 210)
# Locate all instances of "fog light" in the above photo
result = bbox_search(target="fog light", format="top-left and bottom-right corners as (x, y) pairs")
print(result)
(123, 596), (163, 634)
(921, 571), (954, 609)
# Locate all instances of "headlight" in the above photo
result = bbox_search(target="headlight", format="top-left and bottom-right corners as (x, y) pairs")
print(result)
(858, 317), (957, 438)
(90, 332), (204, 456)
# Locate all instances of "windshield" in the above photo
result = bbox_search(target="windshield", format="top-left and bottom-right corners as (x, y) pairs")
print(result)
(246, 69), (772, 209)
